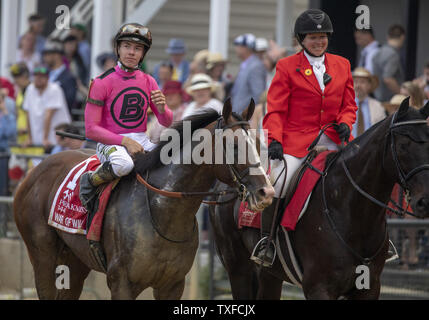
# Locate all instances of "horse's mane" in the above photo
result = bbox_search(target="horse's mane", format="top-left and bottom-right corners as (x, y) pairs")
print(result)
(134, 109), (221, 175)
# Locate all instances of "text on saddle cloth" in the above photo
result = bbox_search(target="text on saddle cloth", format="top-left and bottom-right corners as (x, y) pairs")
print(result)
(48, 155), (116, 240)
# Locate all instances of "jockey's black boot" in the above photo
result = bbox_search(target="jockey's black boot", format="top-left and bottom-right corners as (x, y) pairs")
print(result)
(79, 161), (118, 215)
(250, 197), (281, 267)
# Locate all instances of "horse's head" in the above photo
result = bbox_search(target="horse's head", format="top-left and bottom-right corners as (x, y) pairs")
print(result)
(389, 97), (429, 218)
(211, 98), (274, 211)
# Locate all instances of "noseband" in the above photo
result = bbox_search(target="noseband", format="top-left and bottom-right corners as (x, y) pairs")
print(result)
(215, 116), (261, 202)
(386, 112), (429, 205)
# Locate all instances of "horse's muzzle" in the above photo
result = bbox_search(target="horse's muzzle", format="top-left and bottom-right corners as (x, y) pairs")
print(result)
(247, 185), (275, 211)
(412, 195), (429, 218)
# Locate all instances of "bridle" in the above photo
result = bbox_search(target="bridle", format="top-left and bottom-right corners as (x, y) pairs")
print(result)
(137, 115), (261, 243)
(215, 116), (262, 202)
(309, 113), (429, 264)
(384, 112), (429, 211)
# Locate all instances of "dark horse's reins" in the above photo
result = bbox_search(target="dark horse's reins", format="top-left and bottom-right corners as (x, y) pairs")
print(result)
(309, 115), (429, 265)
(137, 116), (259, 243)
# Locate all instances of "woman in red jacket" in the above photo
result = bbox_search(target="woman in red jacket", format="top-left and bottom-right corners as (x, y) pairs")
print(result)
(251, 9), (358, 267)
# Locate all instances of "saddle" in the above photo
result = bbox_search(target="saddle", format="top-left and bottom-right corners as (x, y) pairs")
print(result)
(280, 146), (328, 213)
(235, 146), (329, 229)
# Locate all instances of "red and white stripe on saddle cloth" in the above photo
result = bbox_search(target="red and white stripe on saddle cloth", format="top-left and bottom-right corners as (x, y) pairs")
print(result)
(48, 155), (100, 235)
(238, 150), (334, 231)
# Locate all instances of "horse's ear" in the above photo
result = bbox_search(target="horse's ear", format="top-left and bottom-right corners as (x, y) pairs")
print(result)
(420, 100), (429, 118)
(241, 98), (255, 121)
(222, 97), (232, 123)
(397, 96), (410, 117)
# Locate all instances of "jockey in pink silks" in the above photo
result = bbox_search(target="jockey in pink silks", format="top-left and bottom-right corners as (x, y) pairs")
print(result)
(79, 23), (173, 212)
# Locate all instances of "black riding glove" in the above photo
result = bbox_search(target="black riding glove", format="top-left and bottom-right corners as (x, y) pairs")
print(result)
(334, 123), (350, 143)
(268, 140), (284, 160)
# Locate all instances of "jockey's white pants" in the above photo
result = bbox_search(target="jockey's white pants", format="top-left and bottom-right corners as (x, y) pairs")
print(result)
(269, 133), (339, 198)
(96, 132), (156, 177)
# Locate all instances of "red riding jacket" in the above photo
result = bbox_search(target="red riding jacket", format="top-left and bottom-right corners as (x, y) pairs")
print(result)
(263, 51), (357, 158)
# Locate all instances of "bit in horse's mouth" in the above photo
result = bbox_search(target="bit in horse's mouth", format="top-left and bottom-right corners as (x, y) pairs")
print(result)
(247, 193), (272, 212)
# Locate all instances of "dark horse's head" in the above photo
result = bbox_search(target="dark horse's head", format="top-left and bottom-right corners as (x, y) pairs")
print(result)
(388, 97), (429, 218)
(211, 98), (275, 210)
(135, 98), (274, 211)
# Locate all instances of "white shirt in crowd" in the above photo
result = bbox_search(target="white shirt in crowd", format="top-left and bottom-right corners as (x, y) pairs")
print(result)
(16, 50), (42, 75)
(23, 82), (71, 146)
(181, 98), (223, 120)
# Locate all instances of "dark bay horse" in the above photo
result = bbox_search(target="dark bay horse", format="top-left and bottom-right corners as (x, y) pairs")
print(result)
(14, 99), (274, 299)
(211, 98), (429, 299)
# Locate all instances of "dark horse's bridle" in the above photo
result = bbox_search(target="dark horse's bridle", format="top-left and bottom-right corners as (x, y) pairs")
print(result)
(137, 116), (260, 243)
(310, 113), (429, 265)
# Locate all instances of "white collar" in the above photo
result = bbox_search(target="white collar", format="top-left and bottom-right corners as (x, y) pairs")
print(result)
(304, 51), (325, 66)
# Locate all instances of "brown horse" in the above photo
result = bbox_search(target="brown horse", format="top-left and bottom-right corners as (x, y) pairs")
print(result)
(211, 98), (429, 299)
(14, 99), (274, 299)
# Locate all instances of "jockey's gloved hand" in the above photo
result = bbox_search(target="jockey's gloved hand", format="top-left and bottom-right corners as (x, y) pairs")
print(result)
(268, 140), (284, 160)
(334, 123), (350, 143)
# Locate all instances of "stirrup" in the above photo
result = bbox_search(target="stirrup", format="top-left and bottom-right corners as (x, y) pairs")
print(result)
(386, 239), (399, 263)
(250, 236), (277, 267)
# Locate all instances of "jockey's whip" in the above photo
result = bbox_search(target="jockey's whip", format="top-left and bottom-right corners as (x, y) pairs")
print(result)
(56, 130), (87, 140)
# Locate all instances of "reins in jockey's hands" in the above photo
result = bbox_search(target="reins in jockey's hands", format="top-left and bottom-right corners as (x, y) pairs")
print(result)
(334, 123), (350, 143)
(268, 140), (284, 160)
(151, 90), (166, 113)
(122, 136), (145, 157)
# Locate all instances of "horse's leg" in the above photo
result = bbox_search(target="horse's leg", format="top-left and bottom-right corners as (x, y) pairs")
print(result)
(344, 272), (381, 300)
(256, 270), (283, 300)
(19, 222), (62, 299)
(107, 267), (143, 300)
(302, 274), (340, 300)
(344, 285), (381, 300)
(54, 245), (91, 299)
(153, 278), (185, 300)
(303, 286), (338, 300)
(225, 263), (259, 300)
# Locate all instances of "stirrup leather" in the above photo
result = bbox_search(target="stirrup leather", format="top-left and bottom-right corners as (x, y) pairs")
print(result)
(250, 236), (277, 267)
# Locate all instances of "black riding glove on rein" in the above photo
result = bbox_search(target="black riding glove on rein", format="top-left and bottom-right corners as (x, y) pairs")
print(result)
(268, 140), (284, 160)
(334, 123), (351, 142)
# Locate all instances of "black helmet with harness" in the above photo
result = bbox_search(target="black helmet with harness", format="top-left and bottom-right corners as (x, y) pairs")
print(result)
(114, 23), (152, 70)
(294, 9), (333, 57)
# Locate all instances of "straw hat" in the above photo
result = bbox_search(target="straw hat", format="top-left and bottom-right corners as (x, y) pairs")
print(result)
(206, 52), (226, 70)
(186, 73), (215, 94)
(352, 67), (379, 93)
(383, 94), (408, 115)
(193, 49), (210, 63)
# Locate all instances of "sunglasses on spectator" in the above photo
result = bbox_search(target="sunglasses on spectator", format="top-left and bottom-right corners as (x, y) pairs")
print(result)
(33, 67), (49, 75)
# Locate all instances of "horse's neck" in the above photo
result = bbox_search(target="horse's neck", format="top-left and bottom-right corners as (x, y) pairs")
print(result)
(147, 162), (216, 231)
(341, 122), (396, 207)
(329, 121), (396, 231)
